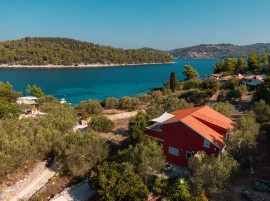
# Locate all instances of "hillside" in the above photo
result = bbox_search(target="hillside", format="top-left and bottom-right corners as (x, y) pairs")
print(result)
(0, 37), (173, 66)
(171, 43), (270, 58)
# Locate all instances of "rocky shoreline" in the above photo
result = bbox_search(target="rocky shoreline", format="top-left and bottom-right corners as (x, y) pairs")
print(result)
(0, 62), (174, 68)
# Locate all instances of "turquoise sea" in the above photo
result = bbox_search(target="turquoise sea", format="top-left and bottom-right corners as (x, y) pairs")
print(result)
(0, 59), (218, 105)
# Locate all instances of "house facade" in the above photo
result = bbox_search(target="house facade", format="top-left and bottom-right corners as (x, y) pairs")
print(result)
(146, 106), (234, 166)
(242, 75), (264, 86)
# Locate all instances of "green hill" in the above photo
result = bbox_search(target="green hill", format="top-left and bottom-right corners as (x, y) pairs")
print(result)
(171, 43), (270, 58)
(0, 37), (173, 66)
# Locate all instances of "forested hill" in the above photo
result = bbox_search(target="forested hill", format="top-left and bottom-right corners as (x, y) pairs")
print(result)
(0, 37), (173, 66)
(171, 43), (270, 58)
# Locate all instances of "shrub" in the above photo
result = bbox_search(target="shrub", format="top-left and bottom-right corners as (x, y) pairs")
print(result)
(180, 89), (210, 105)
(138, 94), (152, 104)
(77, 100), (103, 119)
(129, 112), (150, 143)
(253, 99), (270, 122)
(104, 97), (119, 109)
(119, 96), (140, 110)
(183, 79), (201, 90)
(89, 115), (114, 132)
(200, 78), (221, 91)
(226, 89), (241, 101)
(209, 102), (236, 118)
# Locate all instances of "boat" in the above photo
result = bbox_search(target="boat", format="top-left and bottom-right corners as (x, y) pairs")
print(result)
(60, 98), (67, 104)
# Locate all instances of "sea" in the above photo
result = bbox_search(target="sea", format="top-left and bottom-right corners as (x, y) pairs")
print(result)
(0, 59), (218, 105)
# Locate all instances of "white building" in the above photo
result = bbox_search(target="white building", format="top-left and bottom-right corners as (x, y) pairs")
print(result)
(16, 96), (38, 105)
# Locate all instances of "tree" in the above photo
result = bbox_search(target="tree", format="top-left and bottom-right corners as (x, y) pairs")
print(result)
(104, 97), (119, 109)
(129, 112), (150, 143)
(26, 84), (44, 97)
(90, 161), (149, 201)
(223, 58), (236, 74)
(162, 97), (194, 112)
(209, 102), (236, 118)
(118, 96), (140, 110)
(248, 52), (261, 73)
(41, 103), (77, 133)
(226, 112), (260, 162)
(116, 138), (165, 183)
(261, 52), (269, 67)
(226, 89), (241, 101)
(89, 115), (114, 132)
(183, 79), (201, 90)
(180, 89), (210, 105)
(235, 56), (247, 74)
(189, 151), (238, 198)
(0, 99), (20, 119)
(59, 130), (109, 177)
(167, 178), (192, 201)
(200, 78), (221, 92)
(0, 81), (20, 102)
(170, 72), (176, 92)
(77, 100), (103, 119)
(183, 65), (199, 80)
(253, 99), (270, 123)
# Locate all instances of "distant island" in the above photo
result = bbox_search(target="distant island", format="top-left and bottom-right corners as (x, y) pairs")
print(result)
(0, 37), (173, 67)
(170, 43), (270, 58)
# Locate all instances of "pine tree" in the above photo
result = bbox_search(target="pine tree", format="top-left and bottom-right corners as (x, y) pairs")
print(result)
(170, 72), (176, 92)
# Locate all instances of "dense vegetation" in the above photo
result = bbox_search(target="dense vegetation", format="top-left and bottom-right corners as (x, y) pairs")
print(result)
(0, 37), (173, 66)
(214, 52), (270, 75)
(1, 56), (270, 200)
(0, 87), (109, 182)
(171, 43), (270, 58)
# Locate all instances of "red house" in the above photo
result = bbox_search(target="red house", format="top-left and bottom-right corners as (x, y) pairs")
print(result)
(146, 106), (234, 166)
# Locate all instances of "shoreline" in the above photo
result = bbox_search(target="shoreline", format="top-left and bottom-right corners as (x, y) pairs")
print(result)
(0, 62), (174, 69)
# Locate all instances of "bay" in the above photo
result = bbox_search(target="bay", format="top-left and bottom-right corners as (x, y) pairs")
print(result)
(0, 59), (218, 105)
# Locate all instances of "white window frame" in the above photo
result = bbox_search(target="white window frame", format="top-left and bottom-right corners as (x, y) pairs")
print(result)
(203, 139), (210, 148)
(168, 146), (179, 156)
(186, 151), (192, 159)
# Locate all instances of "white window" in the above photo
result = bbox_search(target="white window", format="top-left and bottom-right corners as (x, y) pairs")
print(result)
(186, 151), (192, 159)
(168, 146), (179, 156)
(204, 139), (210, 148)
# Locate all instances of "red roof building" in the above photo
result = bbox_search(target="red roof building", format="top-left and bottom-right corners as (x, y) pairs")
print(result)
(146, 106), (234, 166)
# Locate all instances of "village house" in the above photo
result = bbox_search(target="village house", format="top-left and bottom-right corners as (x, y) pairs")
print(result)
(16, 96), (38, 105)
(146, 106), (234, 166)
(242, 75), (264, 86)
(208, 73), (221, 79)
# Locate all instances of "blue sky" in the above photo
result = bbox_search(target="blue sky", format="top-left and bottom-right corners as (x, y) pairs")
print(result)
(0, 0), (270, 50)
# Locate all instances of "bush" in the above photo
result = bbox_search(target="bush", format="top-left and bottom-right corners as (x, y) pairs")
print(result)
(138, 94), (152, 104)
(162, 97), (194, 112)
(200, 78), (221, 91)
(183, 79), (201, 90)
(119, 96), (140, 110)
(129, 112), (150, 143)
(0, 100), (20, 119)
(77, 100), (103, 119)
(89, 115), (114, 132)
(180, 89), (210, 105)
(253, 99), (270, 122)
(217, 90), (227, 102)
(209, 102), (236, 118)
(226, 89), (241, 101)
(104, 97), (119, 109)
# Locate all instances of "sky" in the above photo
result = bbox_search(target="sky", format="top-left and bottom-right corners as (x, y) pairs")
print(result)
(0, 0), (270, 50)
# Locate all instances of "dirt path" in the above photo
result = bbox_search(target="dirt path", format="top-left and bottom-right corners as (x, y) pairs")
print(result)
(0, 161), (57, 201)
(51, 180), (95, 201)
